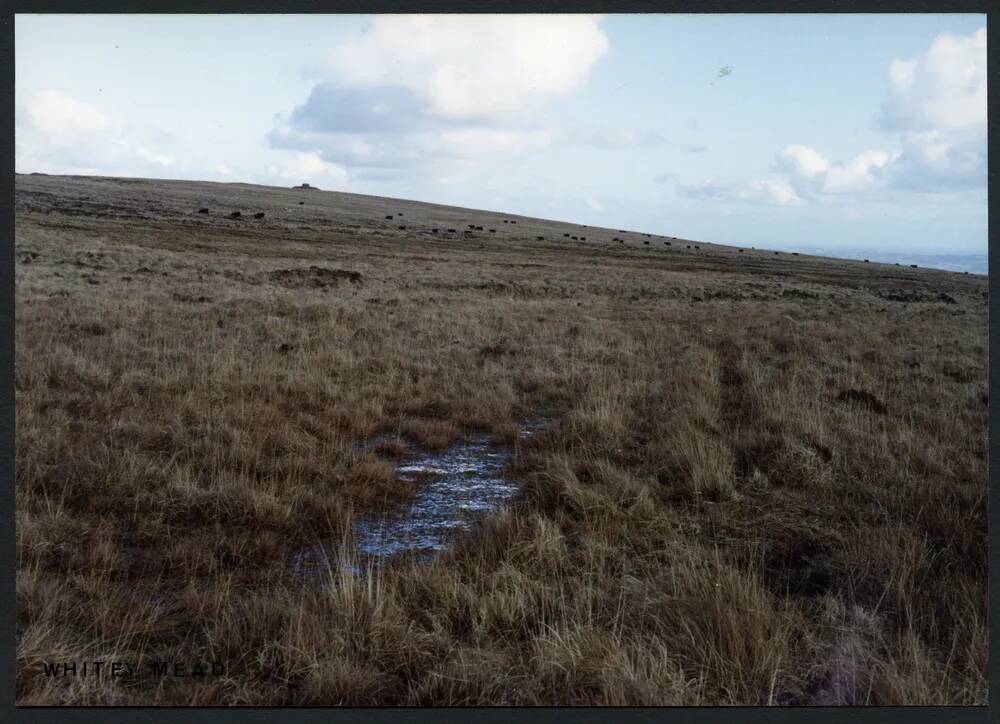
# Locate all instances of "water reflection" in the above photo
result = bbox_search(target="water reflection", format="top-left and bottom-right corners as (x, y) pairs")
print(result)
(293, 419), (543, 580)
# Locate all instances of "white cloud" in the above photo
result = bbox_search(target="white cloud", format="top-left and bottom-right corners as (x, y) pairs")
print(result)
(16, 89), (176, 176)
(678, 177), (801, 206)
(881, 27), (986, 134)
(266, 151), (348, 188)
(775, 145), (890, 197)
(881, 26), (986, 192)
(26, 89), (115, 140)
(272, 15), (609, 174)
(775, 144), (829, 182)
(325, 15), (608, 123)
(759, 27), (986, 200)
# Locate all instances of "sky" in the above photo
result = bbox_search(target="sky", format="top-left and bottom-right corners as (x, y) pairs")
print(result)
(15, 14), (988, 257)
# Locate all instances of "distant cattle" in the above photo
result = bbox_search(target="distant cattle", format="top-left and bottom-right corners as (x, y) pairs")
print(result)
(447, 228), (457, 233)
(510, 220), (517, 224)
(468, 224), (477, 229)
(580, 236), (586, 241)
(792, 252), (799, 256)
(571, 236), (578, 240)
(774, 251), (779, 255)
(489, 229), (496, 233)
(738, 249), (743, 253)
(665, 241), (671, 246)
(910, 264), (918, 268)
(618, 240), (624, 244)
(644, 241), (650, 246)
(686, 245), (691, 249)
(536, 236), (545, 241)
(197, 208), (209, 214)
(385, 215), (394, 220)
(503, 220), (509, 224)
(298, 201), (304, 205)
(431, 228), (438, 233)
(229, 212), (241, 219)
(694, 245), (700, 250)
(864, 259), (870, 263)
(398, 225), (406, 230)
(254, 212), (265, 219)
(476, 226), (484, 231)
(564, 233), (570, 237)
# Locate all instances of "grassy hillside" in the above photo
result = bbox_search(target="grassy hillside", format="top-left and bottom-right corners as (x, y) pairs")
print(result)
(14, 174), (988, 705)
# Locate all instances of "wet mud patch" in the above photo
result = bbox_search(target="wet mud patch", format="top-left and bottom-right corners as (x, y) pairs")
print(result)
(268, 266), (362, 289)
(292, 418), (545, 580)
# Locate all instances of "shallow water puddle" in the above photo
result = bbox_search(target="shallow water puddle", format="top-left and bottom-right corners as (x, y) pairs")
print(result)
(292, 419), (544, 580)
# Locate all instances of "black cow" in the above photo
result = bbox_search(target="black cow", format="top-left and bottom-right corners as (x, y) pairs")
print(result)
(447, 228), (457, 233)
(536, 236), (544, 241)
(864, 259), (870, 263)
(254, 212), (265, 219)
(230, 211), (241, 219)
(298, 201), (304, 205)
(398, 225), (407, 230)
(197, 208), (209, 214)
(489, 229), (496, 233)
(385, 215), (394, 220)
(580, 236), (586, 241)
(910, 264), (918, 268)
(665, 241), (672, 246)
(644, 241), (650, 246)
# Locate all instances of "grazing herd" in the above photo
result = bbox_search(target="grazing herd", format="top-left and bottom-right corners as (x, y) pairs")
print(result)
(187, 202), (923, 272)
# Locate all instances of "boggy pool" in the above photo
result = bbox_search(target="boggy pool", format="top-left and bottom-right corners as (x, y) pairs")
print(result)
(292, 419), (544, 580)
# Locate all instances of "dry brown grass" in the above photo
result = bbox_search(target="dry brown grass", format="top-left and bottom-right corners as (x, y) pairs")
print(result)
(14, 174), (988, 705)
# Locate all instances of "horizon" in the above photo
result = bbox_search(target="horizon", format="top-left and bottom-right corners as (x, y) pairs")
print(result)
(17, 170), (988, 275)
(15, 14), (988, 265)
